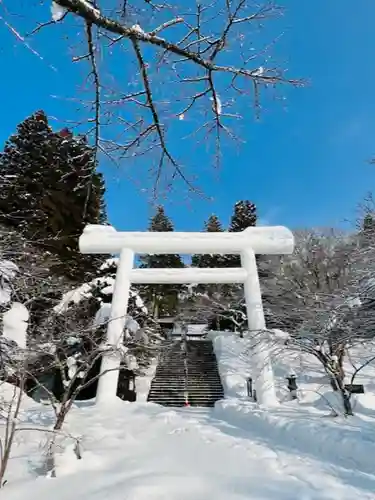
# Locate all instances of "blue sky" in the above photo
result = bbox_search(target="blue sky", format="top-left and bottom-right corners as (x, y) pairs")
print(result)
(0, 0), (374, 232)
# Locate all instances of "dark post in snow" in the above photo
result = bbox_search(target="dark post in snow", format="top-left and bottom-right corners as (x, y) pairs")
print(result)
(286, 374), (298, 400)
(246, 377), (253, 398)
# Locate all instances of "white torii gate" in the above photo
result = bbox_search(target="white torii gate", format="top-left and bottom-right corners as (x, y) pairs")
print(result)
(79, 224), (294, 407)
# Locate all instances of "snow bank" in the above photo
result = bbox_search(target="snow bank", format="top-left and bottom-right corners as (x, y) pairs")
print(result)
(0, 381), (42, 414)
(211, 331), (375, 476)
(0, 260), (19, 304)
(5, 402), (375, 500)
(3, 331), (375, 499)
(136, 358), (158, 402)
(211, 330), (375, 412)
(215, 398), (375, 476)
(3, 302), (29, 349)
(208, 331), (251, 399)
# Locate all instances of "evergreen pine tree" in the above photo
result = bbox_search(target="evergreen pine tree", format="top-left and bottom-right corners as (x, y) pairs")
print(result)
(138, 206), (184, 318)
(192, 214), (226, 269)
(205, 214), (223, 231)
(0, 111), (106, 280)
(189, 214), (228, 299)
(229, 200), (257, 232)
(226, 200), (257, 267)
(362, 214), (375, 239)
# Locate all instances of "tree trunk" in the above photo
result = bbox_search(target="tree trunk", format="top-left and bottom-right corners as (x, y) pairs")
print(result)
(314, 350), (353, 416)
(329, 366), (353, 416)
(44, 400), (72, 478)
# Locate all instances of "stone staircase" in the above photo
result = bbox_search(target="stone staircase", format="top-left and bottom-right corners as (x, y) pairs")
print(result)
(147, 339), (224, 407)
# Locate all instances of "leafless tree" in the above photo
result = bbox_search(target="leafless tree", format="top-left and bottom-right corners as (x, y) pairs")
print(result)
(1, 0), (302, 199)
(267, 228), (375, 415)
(265, 229), (356, 327)
(0, 379), (25, 487)
(0, 376), (85, 485)
(178, 285), (247, 333)
(181, 229), (374, 415)
(3, 312), (165, 478)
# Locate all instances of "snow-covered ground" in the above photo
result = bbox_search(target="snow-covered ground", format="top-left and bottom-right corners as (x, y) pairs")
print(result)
(2, 332), (375, 499)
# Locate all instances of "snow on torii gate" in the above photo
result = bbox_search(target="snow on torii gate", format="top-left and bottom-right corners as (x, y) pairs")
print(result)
(79, 225), (294, 407)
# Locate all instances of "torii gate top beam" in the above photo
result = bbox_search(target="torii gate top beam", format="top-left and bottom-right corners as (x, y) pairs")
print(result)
(79, 224), (294, 255)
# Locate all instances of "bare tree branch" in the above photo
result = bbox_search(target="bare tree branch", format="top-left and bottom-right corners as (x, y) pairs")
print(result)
(4, 0), (303, 194)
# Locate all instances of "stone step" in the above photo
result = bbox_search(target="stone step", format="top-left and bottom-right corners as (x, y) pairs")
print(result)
(148, 338), (224, 407)
(187, 377), (221, 380)
(187, 361), (216, 364)
(155, 369), (185, 373)
(186, 361), (217, 368)
(158, 362), (183, 366)
(149, 384), (185, 388)
(150, 385), (187, 392)
(152, 380), (220, 384)
(186, 387), (224, 391)
(150, 387), (223, 394)
(150, 383), (185, 386)
(186, 370), (220, 374)
(163, 372), (217, 376)
(188, 355), (214, 358)
(153, 371), (185, 374)
(151, 393), (223, 399)
(148, 399), (221, 407)
(187, 361), (218, 364)
(150, 392), (222, 396)
(149, 402), (221, 407)
(156, 367), (186, 370)
(188, 389), (224, 393)
(150, 381), (185, 384)
(149, 397), (221, 403)
(188, 398), (223, 402)
(187, 369), (221, 372)
(189, 377), (221, 380)
(151, 387), (221, 393)
(151, 376), (185, 380)
(150, 384), (223, 392)
(149, 400), (186, 404)
(186, 364), (220, 367)
(188, 384), (223, 387)
(149, 388), (223, 393)
(153, 373), (222, 378)
(187, 378), (222, 381)
(181, 367), (219, 369)
(186, 370), (221, 373)
(150, 385), (223, 393)
(156, 374), (220, 378)
(187, 355), (216, 358)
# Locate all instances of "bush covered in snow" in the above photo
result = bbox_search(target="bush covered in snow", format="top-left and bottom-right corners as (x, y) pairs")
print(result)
(22, 258), (165, 402)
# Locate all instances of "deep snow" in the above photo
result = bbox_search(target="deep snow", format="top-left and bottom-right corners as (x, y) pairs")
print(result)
(2, 332), (375, 499)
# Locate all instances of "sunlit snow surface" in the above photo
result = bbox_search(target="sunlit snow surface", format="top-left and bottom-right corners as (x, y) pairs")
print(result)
(2, 333), (375, 499)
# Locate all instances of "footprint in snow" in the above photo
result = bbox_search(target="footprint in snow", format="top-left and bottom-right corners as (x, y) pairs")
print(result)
(169, 427), (189, 435)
